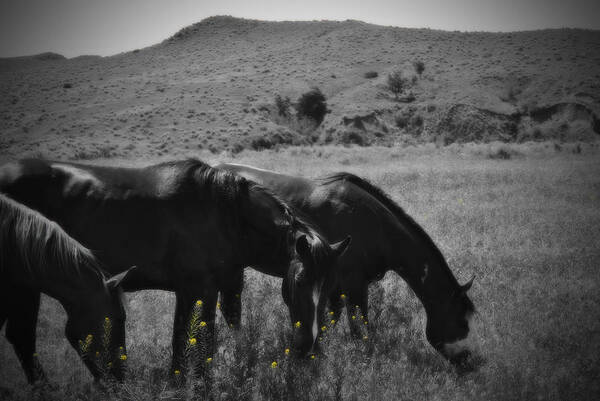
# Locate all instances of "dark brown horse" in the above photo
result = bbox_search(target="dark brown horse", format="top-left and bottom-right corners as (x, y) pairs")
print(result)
(0, 158), (348, 376)
(216, 163), (477, 368)
(0, 193), (132, 383)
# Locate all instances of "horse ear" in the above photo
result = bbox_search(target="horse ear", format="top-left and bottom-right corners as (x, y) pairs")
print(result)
(295, 235), (311, 258)
(332, 236), (352, 258)
(105, 266), (137, 291)
(460, 275), (475, 293)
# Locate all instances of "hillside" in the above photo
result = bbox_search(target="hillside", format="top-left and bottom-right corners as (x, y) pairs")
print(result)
(1, 16), (599, 159)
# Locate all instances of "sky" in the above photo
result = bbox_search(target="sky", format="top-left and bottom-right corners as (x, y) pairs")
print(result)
(1, 0), (599, 58)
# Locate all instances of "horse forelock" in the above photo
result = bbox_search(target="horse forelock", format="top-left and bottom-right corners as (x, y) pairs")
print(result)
(0, 194), (104, 285)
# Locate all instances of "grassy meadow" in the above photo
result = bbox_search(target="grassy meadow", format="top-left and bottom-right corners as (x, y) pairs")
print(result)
(1, 142), (599, 400)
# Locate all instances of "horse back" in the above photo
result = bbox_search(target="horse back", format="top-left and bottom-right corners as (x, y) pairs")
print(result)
(0, 158), (204, 201)
(217, 163), (397, 274)
(0, 159), (214, 288)
(216, 163), (315, 207)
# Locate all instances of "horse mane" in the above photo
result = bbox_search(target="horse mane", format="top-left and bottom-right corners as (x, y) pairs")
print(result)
(188, 158), (330, 268)
(242, 179), (336, 274)
(174, 159), (298, 258)
(247, 182), (295, 224)
(0, 193), (104, 283)
(322, 172), (462, 289)
(199, 159), (295, 226)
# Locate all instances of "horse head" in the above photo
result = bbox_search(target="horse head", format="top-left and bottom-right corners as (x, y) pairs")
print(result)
(282, 234), (351, 357)
(64, 266), (136, 380)
(424, 276), (478, 370)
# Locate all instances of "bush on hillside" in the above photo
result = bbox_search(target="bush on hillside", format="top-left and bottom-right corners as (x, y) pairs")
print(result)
(296, 87), (329, 125)
(274, 94), (291, 117)
(413, 60), (425, 77)
(387, 71), (406, 99)
(364, 71), (379, 79)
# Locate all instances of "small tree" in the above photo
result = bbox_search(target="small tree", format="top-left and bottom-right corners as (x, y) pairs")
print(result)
(387, 71), (405, 99)
(413, 60), (425, 77)
(274, 94), (291, 117)
(296, 87), (328, 125)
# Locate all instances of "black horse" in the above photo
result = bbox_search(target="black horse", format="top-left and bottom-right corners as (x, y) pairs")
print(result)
(0, 158), (349, 376)
(216, 163), (477, 367)
(0, 193), (133, 383)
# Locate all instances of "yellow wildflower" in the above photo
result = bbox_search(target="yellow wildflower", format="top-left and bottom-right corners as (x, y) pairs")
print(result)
(108, 362), (112, 367)
(105, 317), (110, 322)
(351, 315), (356, 320)
(206, 357), (212, 363)
(285, 348), (290, 355)
(189, 338), (197, 345)
(330, 319), (336, 325)
(310, 355), (316, 360)
(363, 335), (369, 340)
(200, 321), (207, 327)
(328, 311), (334, 316)
(174, 370), (181, 375)
(340, 294), (346, 300)
(95, 351), (100, 357)
(196, 300), (203, 306)
(120, 354), (127, 361)
(321, 325), (327, 332)
(364, 321), (368, 325)
(271, 361), (278, 368)
(294, 321), (301, 328)
(216, 302), (221, 309)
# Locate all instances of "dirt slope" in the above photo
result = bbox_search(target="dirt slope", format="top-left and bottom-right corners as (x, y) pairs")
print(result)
(1, 16), (599, 159)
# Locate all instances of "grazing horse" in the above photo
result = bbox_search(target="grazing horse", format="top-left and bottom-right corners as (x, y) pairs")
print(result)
(216, 163), (477, 368)
(0, 193), (132, 383)
(0, 158), (348, 376)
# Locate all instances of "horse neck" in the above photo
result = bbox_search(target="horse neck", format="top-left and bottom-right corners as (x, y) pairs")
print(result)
(385, 227), (460, 313)
(241, 186), (293, 272)
(42, 267), (105, 310)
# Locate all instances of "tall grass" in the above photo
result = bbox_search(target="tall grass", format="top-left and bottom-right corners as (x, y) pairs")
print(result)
(1, 144), (599, 400)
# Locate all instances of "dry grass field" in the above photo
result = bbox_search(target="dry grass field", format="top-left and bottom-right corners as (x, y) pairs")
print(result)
(1, 143), (599, 400)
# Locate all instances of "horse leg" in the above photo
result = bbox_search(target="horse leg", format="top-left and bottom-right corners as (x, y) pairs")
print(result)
(171, 291), (194, 379)
(345, 284), (369, 340)
(171, 287), (218, 381)
(218, 267), (244, 329)
(5, 289), (46, 384)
